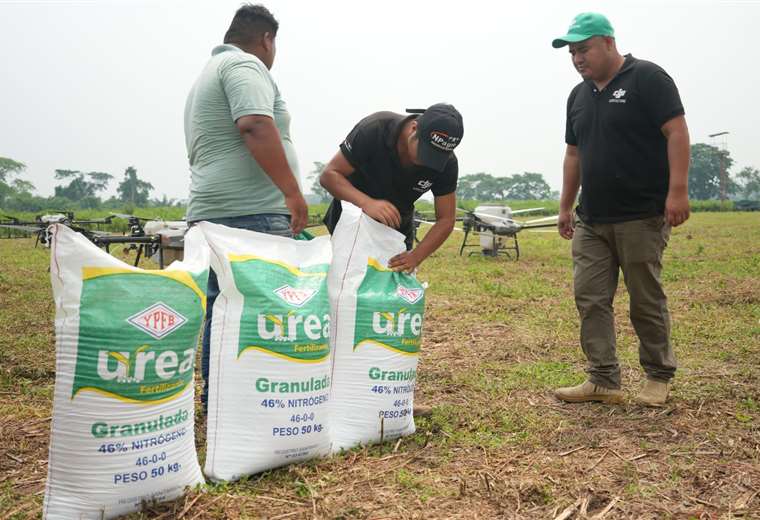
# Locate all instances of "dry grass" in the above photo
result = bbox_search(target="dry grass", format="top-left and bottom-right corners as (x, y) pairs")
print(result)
(1, 212), (759, 519)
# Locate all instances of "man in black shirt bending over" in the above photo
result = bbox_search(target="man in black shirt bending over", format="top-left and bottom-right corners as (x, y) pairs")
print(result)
(552, 13), (690, 407)
(320, 103), (464, 273)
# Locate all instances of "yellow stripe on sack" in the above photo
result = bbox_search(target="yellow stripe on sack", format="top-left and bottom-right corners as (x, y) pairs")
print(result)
(266, 315), (283, 327)
(81, 267), (207, 311)
(367, 257), (392, 272)
(238, 345), (330, 363)
(71, 382), (190, 404)
(228, 254), (326, 278)
(109, 352), (130, 370)
(353, 339), (419, 356)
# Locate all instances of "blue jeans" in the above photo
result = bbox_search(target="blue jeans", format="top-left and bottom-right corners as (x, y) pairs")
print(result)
(198, 214), (292, 409)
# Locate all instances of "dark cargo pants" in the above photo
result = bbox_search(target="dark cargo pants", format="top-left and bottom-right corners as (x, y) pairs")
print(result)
(572, 215), (676, 389)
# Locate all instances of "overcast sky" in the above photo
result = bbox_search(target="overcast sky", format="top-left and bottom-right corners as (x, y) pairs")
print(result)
(1, 0), (757, 202)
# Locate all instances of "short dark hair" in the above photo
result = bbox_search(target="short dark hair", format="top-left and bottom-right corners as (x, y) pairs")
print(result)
(224, 4), (279, 46)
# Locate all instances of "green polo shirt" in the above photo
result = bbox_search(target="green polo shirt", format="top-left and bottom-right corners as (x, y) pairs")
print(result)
(184, 44), (299, 221)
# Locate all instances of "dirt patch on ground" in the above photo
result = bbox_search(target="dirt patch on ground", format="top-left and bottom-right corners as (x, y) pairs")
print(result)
(1, 215), (759, 519)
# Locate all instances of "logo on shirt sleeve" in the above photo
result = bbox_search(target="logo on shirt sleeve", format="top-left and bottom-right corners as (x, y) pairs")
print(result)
(413, 180), (433, 193)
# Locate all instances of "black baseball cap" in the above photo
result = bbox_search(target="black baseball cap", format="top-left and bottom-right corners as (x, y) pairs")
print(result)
(415, 103), (463, 172)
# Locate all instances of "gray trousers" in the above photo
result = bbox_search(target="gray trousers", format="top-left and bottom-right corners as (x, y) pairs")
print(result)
(572, 215), (676, 389)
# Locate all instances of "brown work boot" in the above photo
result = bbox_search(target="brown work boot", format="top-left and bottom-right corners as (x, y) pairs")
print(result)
(636, 379), (669, 407)
(554, 380), (624, 404)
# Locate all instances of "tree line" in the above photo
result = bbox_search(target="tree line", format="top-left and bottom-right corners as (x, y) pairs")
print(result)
(0, 160), (177, 212)
(306, 144), (760, 204)
(305, 162), (557, 203)
(2, 143), (759, 212)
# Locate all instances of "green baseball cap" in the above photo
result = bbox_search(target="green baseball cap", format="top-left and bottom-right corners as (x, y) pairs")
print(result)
(552, 12), (614, 48)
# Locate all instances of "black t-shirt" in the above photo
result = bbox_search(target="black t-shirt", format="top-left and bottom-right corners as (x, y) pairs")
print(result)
(565, 54), (685, 223)
(323, 111), (459, 246)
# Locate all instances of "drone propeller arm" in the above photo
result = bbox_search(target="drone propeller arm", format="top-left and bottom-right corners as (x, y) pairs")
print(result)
(520, 222), (558, 230)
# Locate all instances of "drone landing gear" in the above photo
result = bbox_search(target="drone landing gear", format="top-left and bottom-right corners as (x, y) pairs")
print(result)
(98, 236), (164, 269)
(459, 229), (520, 260)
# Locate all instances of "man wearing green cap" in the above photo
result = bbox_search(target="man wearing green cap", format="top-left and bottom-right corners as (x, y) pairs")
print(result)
(551, 13), (691, 407)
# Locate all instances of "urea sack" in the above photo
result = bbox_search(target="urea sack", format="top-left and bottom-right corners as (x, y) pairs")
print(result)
(199, 222), (332, 481)
(43, 224), (208, 519)
(328, 203), (425, 452)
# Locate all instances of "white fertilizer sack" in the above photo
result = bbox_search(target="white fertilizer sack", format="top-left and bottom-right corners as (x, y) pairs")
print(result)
(199, 222), (332, 481)
(328, 203), (426, 452)
(43, 224), (208, 519)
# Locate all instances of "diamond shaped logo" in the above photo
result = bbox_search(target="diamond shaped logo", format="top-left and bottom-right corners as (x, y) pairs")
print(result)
(126, 302), (187, 340)
(396, 285), (423, 305)
(274, 285), (318, 307)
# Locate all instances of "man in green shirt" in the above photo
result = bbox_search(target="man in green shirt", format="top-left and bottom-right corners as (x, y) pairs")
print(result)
(184, 4), (307, 411)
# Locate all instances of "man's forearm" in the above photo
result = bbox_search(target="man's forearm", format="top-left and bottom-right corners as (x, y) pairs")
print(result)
(560, 151), (581, 213)
(666, 128), (690, 195)
(320, 170), (371, 209)
(239, 117), (301, 197)
(413, 219), (454, 262)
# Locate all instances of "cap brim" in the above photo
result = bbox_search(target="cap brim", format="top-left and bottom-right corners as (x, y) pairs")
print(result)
(417, 141), (450, 173)
(552, 33), (593, 48)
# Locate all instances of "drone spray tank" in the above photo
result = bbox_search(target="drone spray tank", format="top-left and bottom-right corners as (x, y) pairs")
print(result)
(474, 205), (515, 253)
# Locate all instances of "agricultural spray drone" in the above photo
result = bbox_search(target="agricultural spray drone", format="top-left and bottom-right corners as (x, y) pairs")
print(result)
(416, 206), (558, 260)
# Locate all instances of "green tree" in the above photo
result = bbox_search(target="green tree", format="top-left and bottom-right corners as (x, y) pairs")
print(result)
(734, 166), (760, 199)
(505, 172), (552, 200)
(455, 172), (483, 200)
(151, 194), (177, 207)
(0, 157), (29, 206)
(0, 157), (26, 184)
(456, 172), (552, 201)
(688, 143), (735, 200)
(117, 166), (154, 206)
(54, 169), (113, 202)
(11, 179), (35, 194)
(306, 161), (331, 203)
(457, 172), (505, 200)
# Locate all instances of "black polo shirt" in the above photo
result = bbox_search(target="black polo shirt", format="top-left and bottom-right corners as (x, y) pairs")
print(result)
(566, 54), (685, 223)
(323, 111), (458, 246)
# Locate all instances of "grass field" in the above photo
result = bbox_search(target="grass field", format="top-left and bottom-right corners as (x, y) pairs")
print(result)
(1, 212), (759, 519)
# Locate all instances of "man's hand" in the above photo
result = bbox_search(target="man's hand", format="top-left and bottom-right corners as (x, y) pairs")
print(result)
(665, 189), (690, 227)
(388, 250), (421, 273)
(237, 114), (306, 233)
(361, 199), (401, 229)
(558, 210), (575, 240)
(285, 192), (308, 234)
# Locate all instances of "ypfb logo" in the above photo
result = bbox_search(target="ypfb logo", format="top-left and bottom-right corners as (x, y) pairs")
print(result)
(127, 302), (187, 340)
(274, 285), (318, 307)
(397, 285), (423, 304)
(255, 281), (327, 345)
